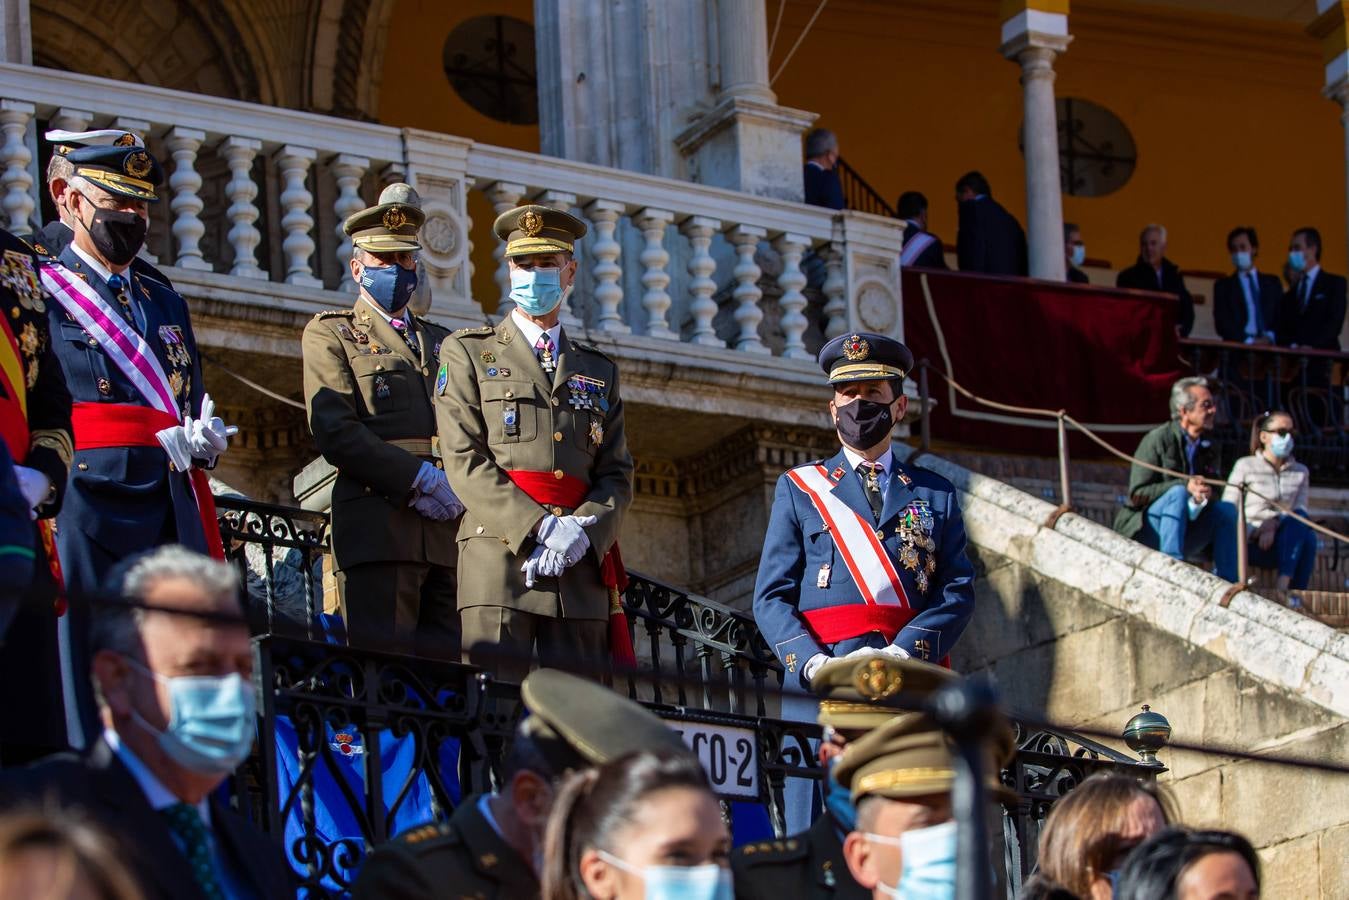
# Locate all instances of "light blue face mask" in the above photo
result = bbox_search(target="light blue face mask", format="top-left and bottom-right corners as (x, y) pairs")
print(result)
(128, 658), (257, 776)
(597, 850), (733, 900)
(1288, 250), (1307, 272)
(1070, 244), (1086, 267)
(866, 820), (957, 900)
(359, 261), (419, 314)
(1232, 250), (1252, 271)
(510, 265), (567, 316)
(1269, 432), (1294, 459)
(824, 757), (858, 831)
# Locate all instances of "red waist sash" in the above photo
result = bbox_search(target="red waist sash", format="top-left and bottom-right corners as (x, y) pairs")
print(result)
(802, 604), (914, 644)
(506, 469), (634, 668)
(72, 402), (225, 561)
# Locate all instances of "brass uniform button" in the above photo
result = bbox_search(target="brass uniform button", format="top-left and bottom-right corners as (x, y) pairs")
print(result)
(475, 525), (485, 535)
(434, 460), (444, 469)
(77, 462), (88, 471)
(551, 505), (563, 516)
(375, 364), (384, 371)
(422, 366), (429, 376)
(553, 469), (564, 480)
(551, 397), (559, 407)
(553, 431), (562, 442)
(505, 389), (515, 400)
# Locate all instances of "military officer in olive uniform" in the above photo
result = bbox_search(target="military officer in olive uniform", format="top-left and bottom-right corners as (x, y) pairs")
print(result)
(436, 205), (632, 683)
(0, 225), (73, 763)
(733, 655), (957, 900)
(302, 188), (463, 656)
(352, 668), (691, 899)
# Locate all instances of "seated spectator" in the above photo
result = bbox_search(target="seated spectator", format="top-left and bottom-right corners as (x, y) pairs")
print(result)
(1018, 773), (1175, 900)
(1065, 223), (1089, 284)
(540, 749), (730, 900)
(0, 545), (294, 900)
(898, 191), (948, 269)
(803, 129), (845, 210)
(1114, 828), (1259, 900)
(955, 170), (1028, 276)
(0, 809), (145, 900)
(1116, 225), (1195, 337)
(1213, 227), (1279, 344)
(1222, 411), (1318, 604)
(1113, 377), (1238, 581)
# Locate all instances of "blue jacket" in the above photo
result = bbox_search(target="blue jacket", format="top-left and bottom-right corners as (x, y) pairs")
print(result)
(753, 449), (975, 685)
(42, 244), (209, 592)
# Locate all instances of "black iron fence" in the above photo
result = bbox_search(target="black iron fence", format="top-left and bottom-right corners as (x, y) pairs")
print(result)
(219, 496), (1161, 897)
(836, 156), (897, 218)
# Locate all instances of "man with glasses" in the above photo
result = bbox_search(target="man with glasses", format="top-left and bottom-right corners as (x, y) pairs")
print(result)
(1114, 376), (1238, 581)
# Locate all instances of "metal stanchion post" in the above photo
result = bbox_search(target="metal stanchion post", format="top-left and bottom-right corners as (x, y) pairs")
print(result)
(1057, 413), (1072, 510)
(1236, 484), (1248, 587)
(930, 677), (999, 900)
(920, 360), (931, 453)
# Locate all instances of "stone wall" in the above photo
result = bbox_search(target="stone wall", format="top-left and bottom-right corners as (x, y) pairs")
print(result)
(905, 446), (1349, 897)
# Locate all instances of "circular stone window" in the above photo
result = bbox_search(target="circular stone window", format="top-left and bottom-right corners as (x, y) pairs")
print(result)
(1055, 97), (1136, 197)
(442, 15), (538, 125)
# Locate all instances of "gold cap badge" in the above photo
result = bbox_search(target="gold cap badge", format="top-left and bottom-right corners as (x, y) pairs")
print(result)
(114, 132), (138, 147)
(843, 334), (870, 361)
(382, 206), (409, 231)
(854, 657), (903, 700)
(124, 152), (152, 178)
(519, 209), (544, 237)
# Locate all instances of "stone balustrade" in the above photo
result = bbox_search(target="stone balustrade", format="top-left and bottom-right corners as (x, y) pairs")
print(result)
(0, 62), (905, 358)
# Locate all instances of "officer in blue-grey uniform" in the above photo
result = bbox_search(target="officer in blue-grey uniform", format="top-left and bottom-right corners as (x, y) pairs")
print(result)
(38, 135), (235, 748)
(753, 331), (975, 685)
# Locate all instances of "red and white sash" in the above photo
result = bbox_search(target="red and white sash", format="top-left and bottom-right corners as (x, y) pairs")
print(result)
(785, 463), (911, 609)
(900, 231), (938, 267)
(39, 262), (179, 420)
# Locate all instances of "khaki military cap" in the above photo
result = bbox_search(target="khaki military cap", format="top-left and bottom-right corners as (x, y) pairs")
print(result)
(343, 190), (424, 253)
(519, 669), (690, 774)
(493, 204), (587, 257)
(812, 655), (956, 731)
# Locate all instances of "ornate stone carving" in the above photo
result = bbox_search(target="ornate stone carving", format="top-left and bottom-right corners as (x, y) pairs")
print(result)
(421, 211), (458, 256)
(856, 281), (898, 333)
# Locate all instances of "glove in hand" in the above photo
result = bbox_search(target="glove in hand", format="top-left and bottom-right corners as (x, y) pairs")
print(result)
(535, 514), (598, 564)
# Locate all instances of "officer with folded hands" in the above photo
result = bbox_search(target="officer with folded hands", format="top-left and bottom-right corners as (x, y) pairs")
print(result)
(302, 185), (461, 656)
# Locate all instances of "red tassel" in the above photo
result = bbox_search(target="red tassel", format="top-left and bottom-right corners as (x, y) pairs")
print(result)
(608, 590), (637, 670)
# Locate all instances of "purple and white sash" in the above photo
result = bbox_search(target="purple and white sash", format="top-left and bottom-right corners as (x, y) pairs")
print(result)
(40, 262), (179, 420)
(900, 231), (938, 267)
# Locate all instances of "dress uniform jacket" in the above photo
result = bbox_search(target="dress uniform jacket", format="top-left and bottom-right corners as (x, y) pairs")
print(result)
(302, 301), (456, 570)
(753, 449), (975, 684)
(1113, 421), (1222, 541)
(41, 242), (209, 591)
(732, 813), (868, 900)
(435, 317), (632, 620)
(352, 795), (539, 900)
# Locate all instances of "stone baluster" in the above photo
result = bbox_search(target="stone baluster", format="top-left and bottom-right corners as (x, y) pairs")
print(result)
(538, 189), (582, 327)
(586, 199), (627, 334)
(821, 240), (848, 339)
(277, 145), (320, 287)
(48, 107), (91, 136)
(774, 233), (810, 359)
(0, 100), (34, 233)
(113, 117), (150, 142)
(332, 154), (369, 292)
(220, 137), (264, 279)
(635, 208), (676, 339)
(164, 127), (210, 270)
(728, 224), (768, 353)
(682, 216), (723, 347)
(484, 181), (526, 314)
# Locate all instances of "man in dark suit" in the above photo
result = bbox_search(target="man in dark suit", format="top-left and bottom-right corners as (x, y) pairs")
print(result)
(1213, 227), (1281, 344)
(1065, 222), (1090, 283)
(1115, 224), (1195, 336)
(896, 191), (947, 270)
(0, 545), (295, 899)
(954, 171), (1027, 276)
(803, 129), (845, 210)
(1278, 226), (1346, 351)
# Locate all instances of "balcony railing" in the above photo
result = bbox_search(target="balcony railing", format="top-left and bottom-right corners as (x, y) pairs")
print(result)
(0, 62), (906, 359)
(219, 496), (1160, 898)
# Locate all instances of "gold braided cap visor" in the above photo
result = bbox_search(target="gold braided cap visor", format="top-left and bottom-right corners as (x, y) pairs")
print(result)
(828, 362), (907, 383)
(75, 168), (158, 201)
(506, 235), (574, 257)
(353, 232), (421, 252)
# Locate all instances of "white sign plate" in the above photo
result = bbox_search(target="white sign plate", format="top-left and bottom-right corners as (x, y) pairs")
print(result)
(666, 719), (759, 800)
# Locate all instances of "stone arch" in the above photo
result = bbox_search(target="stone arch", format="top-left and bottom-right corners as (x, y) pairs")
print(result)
(308, 0), (397, 119)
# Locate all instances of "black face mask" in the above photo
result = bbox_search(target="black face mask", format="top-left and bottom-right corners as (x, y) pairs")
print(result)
(78, 196), (148, 266)
(835, 397), (894, 450)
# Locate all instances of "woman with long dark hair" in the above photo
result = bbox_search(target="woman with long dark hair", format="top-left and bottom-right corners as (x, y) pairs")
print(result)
(540, 749), (731, 900)
(1222, 410), (1318, 603)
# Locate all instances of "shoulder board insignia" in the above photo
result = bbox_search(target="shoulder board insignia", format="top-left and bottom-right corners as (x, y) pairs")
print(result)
(737, 838), (805, 865)
(402, 823), (443, 845)
(315, 309), (356, 319)
(453, 325), (494, 337)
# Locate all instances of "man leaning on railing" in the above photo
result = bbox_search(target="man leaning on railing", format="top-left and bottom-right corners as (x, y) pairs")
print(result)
(1113, 377), (1237, 580)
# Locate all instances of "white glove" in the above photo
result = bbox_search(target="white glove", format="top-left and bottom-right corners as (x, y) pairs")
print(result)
(410, 462), (464, 519)
(430, 480), (464, 519)
(536, 514), (598, 564)
(842, 645), (910, 662)
(879, 645), (911, 661)
(12, 465), (49, 519)
(185, 393), (236, 463)
(410, 491), (453, 522)
(802, 652), (830, 686)
(521, 546), (570, 589)
(155, 424), (194, 472)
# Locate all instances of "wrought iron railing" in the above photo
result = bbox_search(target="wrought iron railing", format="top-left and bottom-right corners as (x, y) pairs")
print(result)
(836, 156), (897, 218)
(219, 496), (1159, 898)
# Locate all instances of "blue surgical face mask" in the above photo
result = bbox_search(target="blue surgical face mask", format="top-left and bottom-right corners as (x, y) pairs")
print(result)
(1288, 250), (1307, 272)
(866, 820), (957, 900)
(1269, 432), (1294, 459)
(509, 265), (567, 316)
(359, 261), (419, 314)
(597, 850), (733, 900)
(127, 658), (257, 776)
(824, 757), (858, 831)
(1069, 244), (1086, 267)
(1232, 250), (1252, 271)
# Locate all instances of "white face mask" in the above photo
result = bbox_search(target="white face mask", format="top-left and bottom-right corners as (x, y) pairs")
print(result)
(596, 849), (733, 900)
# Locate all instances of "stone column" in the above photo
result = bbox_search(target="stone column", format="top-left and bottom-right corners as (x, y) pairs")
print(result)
(716, 0), (775, 104)
(1000, 3), (1072, 282)
(0, 0), (31, 65)
(1312, 2), (1349, 267)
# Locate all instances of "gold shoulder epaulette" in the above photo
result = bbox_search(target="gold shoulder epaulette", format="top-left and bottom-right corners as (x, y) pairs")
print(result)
(315, 309), (355, 319)
(736, 837), (803, 864)
(453, 325), (494, 337)
(402, 822), (449, 846)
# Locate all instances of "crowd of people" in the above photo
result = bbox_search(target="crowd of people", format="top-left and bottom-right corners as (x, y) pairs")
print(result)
(0, 122), (1293, 900)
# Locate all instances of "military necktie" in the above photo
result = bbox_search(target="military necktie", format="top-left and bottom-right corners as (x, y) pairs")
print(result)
(857, 461), (884, 522)
(159, 803), (226, 900)
(391, 316), (419, 353)
(535, 333), (557, 375)
(106, 273), (135, 326)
